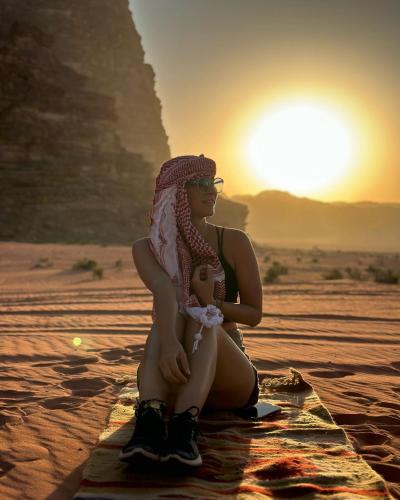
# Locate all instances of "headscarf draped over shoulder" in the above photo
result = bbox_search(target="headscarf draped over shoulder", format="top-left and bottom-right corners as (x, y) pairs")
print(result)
(148, 154), (225, 353)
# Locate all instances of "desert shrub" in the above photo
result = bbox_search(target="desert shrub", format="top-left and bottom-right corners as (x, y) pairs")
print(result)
(373, 268), (398, 284)
(115, 259), (123, 270)
(33, 257), (52, 269)
(366, 265), (378, 274)
(296, 256), (302, 262)
(263, 261), (288, 283)
(322, 268), (343, 280)
(312, 257), (319, 263)
(272, 261), (288, 274)
(364, 264), (398, 284)
(92, 266), (104, 280)
(345, 266), (363, 280)
(263, 266), (280, 283)
(72, 258), (98, 271)
(263, 255), (271, 263)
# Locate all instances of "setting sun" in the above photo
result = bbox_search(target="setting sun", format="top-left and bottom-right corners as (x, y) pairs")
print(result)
(245, 100), (359, 196)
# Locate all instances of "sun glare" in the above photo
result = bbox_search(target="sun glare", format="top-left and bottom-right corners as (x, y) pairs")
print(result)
(245, 100), (359, 196)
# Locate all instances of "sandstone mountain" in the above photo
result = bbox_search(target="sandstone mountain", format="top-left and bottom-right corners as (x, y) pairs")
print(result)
(233, 190), (400, 252)
(0, 1), (246, 244)
(0, 0), (170, 167)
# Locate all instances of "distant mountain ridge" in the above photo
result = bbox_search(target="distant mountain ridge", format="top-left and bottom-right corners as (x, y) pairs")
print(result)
(331, 201), (400, 208)
(232, 190), (400, 252)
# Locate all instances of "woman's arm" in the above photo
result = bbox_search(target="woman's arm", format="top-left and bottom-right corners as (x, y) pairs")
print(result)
(132, 238), (180, 343)
(198, 230), (263, 327)
(224, 230), (262, 326)
(132, 238), (191, 383)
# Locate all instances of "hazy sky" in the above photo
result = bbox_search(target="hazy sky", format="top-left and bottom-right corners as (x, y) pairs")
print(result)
(129, 0), (400, 203)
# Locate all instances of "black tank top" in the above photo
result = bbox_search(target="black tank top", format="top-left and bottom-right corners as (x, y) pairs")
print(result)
(216, 227), (239, 303)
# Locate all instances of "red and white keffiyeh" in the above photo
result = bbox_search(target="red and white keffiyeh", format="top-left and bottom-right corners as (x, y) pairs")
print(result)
(148, 154), (225, 353)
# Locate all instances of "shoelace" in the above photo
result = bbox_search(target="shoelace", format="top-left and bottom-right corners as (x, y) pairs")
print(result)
(169, 406), (203, 442)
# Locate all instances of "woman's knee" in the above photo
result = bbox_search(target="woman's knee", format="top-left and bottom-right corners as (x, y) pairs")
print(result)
(182, 318), (219, 355)
(184, 316), (219, 335)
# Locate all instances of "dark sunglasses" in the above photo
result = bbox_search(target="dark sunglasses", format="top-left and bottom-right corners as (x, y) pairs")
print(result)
(186, 177), (224, 193)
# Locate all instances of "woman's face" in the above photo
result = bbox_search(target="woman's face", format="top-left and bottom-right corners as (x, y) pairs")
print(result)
(185, 175), (219, 218)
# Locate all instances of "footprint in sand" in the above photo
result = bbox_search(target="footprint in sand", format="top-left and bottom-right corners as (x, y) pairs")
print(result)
(70, 389), (104, 397)
(52, 365), (89, 375)
(308, 369), (354, 378)
(0, 390), (35, 398)
(39, 396), (84, 410)
(50, 355), (100, 374)
(33, 355), (99, 368)
(64, 355), (99, 366)
(60, 377), (110, 397)
(0, 389), (39, 404)
(33, 361), (64, 367)
(98, 348), (131, 361)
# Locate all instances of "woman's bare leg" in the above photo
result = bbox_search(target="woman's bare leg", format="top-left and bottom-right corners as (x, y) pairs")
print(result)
(172, 319), (255, 412)
(173, 317), (218, 417)
(203, 330), (257, 410)
(137, 294), (256, 416)
(137, 310), (185, 403)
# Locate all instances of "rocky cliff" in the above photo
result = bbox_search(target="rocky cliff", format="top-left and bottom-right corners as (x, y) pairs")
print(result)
(0, 1), (169, 243)
(0, 0), (170, 167)
(0, 1), (246, 244)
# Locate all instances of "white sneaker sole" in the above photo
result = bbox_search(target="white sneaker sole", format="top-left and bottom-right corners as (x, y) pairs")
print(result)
(159, 452), (202, 467)
(119, 446), (159, 463)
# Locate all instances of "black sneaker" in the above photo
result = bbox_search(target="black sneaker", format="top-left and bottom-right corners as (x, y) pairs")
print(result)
(160, 405), (202, 468)
(119, 398), (167, 466)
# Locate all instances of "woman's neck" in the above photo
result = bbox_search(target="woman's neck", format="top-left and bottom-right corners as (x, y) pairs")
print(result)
(191, 217), (209, 239)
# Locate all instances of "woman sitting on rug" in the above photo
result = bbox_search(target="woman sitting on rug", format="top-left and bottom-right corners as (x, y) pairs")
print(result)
(119, 154), (263, 469)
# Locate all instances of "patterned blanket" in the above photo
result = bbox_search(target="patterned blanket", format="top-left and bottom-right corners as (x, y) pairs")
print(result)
(74, 368), (393, 499)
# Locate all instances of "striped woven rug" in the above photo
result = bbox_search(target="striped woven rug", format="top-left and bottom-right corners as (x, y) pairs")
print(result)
(74, 368), (393, 499)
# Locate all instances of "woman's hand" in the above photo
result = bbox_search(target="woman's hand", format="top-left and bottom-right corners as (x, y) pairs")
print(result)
(191, 264), (215, 306)
(158, 337), (191, 385)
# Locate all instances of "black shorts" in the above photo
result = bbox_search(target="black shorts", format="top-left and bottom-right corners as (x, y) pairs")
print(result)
(225, 327), (260, 408)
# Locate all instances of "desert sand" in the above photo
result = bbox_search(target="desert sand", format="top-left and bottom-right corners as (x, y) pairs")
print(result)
(0, 241), (399, 499)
